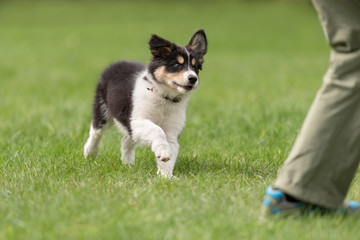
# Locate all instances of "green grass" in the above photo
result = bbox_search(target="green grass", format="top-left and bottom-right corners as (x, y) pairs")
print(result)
(1, 0), (360, 239)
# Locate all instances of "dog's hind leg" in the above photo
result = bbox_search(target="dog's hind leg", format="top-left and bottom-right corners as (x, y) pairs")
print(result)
(121, 135), (136, 165)
(84, 123), (107, 158)
(84, 97), (109, 158)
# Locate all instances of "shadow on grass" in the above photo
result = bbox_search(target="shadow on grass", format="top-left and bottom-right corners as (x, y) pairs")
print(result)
(175, 153), (278, 180)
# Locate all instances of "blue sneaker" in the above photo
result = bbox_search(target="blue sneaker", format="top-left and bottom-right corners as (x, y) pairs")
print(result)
(261, 186), (360, 218)
(261, 186), (305, 218)
(336, 200), (360, 215)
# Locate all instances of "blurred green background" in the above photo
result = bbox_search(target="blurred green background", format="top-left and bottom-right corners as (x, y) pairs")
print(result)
(2, 1), (360, 240)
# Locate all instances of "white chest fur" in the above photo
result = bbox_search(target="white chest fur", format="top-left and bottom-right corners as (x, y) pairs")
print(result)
(130, 71), (189, 137)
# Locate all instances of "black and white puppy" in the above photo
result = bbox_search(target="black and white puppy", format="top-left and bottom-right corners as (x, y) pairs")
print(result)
(84, 30), (207, 178)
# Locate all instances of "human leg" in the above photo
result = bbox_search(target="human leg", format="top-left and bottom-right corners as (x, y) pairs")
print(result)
(273, 0), (360, 209)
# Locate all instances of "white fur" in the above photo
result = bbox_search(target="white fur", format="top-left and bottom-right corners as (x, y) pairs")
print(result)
(84, 69), (196, 179)
(184, 48), (197, 78)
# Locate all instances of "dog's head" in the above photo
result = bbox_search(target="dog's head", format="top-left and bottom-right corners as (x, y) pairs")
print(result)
(148, 30), (207, 94)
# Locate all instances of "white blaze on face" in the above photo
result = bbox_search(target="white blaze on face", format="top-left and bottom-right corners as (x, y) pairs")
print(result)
(183, 47), (198, 87)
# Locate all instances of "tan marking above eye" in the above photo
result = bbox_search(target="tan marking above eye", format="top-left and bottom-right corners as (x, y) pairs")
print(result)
(191, 58), (196, 66)
(177, 55), (184, 64)
(199, 58), (204, 64)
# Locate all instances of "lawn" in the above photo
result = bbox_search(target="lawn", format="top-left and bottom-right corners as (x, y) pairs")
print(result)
(1, 0), (360, 239)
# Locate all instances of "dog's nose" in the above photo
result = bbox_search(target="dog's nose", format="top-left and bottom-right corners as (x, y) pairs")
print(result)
(188, 75), (198, 84)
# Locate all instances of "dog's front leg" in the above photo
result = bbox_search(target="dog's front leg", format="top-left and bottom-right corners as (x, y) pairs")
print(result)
(157, 138), (179, 178)
(131, 119), (171, 162)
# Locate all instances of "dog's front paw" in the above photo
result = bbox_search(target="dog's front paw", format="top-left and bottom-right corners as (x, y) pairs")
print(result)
(157, 167), (175, 179)
(154, 144), (171, 162)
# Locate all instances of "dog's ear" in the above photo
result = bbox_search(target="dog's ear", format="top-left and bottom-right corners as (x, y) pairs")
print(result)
(149, 34), (175, 58)
(187, 29), (207, 57)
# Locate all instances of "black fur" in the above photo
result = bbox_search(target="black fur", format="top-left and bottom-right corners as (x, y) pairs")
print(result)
(148, 34), (175, 58)
(92, 60), (146, 134)
(187, 29), (207, 57)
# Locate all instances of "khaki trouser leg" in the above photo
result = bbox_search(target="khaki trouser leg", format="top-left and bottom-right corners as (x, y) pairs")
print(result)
(274, 0), (360, 209)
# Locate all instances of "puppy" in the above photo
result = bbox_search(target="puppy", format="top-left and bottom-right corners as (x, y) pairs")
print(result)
(84, 30), (207, 178)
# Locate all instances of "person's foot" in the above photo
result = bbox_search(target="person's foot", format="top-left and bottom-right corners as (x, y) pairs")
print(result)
(261, 186), (305, 218)
(260, 186), (360, 219)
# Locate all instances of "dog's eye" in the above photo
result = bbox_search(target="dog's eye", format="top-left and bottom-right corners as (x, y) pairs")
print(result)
(173, 63), (181, 69)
